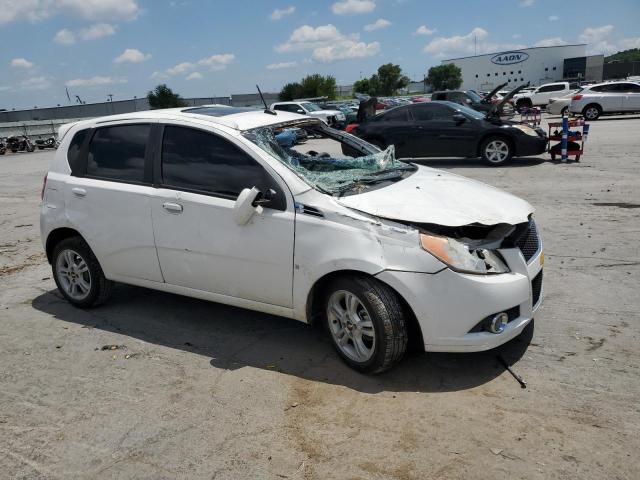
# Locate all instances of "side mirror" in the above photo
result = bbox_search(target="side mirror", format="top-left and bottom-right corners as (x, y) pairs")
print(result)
(252, 188), (277, 207)
(296, 109), (305, 114)
(233, 187), (262, 225)
(453, 113), (467, 124)
(465, 98), (472, 104)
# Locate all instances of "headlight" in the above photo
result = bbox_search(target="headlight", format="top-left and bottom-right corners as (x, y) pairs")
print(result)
(510, 124), (539, 137)
(420, 233), (510, 275)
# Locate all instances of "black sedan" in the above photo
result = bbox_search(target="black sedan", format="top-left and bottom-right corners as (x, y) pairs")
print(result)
(352, 101), (547, 165)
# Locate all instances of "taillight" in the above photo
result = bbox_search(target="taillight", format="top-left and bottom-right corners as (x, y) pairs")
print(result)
(572, 94), (583, 101)
(345, 123), (359, 133)
(41, 173), (47, 200)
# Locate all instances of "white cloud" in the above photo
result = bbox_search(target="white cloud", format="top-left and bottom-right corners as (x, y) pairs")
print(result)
(79, 23), (116, 40)
(414, 25), (435, 36)
(313, 40), (380, 62)
(20, 76), (50, 90)
(331, 0), (375, 15)
(66, 76), (127, 87)
(266, 61), (298, 70)
(150, 71), (168, 80)
(164, 53), (234, 76)
(198, 53), (235, 70)
(423, 27), (526, 57)
(11, 58), (34, 69)
(275, 24), (379, 63)
(270, 5), (295, 20)
(534, 37), (567, 47)
(0, 0), (140, 24)
(548, 15), (559, 21)
(619, 37), (640, 50)
(364, 18), (390, 32)
(186, 72), (203, 80)
(54, 28), (75, 44)
(579, 25), (616, 54)
(114, 48), (151, 63)
(520, 0), (534, 7)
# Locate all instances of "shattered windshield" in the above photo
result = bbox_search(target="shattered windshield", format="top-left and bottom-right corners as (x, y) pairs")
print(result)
(243, 121), (416, 196)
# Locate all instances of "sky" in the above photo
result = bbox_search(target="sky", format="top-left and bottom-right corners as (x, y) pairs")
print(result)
(1, 0), (639, 110)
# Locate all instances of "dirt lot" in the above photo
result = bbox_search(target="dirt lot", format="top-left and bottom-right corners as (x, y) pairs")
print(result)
(1, 114), (639, 480)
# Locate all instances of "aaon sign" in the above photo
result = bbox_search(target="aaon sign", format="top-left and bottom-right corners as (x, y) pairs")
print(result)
(491, 51), (529, 65)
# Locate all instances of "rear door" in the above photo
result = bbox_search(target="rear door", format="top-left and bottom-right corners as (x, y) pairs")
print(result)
(64, 122), (163, 282)
(590, 84), (624, 111)
(149, 123), (295, 307)
(534, 83), (567, 105)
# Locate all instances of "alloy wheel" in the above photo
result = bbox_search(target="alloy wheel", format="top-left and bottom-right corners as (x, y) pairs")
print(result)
(327, 290), (376, 362)
(584, 107), (599, 120)
(485, 140), (510, 163)
(56, 249), (92, 300)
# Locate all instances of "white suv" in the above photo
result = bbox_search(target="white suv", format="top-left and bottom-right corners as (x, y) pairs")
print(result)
(512, 82), (575, 110)
(270, 101), (346, 127)
(41, 106), (543, 373)
(569, 81), (640, 120)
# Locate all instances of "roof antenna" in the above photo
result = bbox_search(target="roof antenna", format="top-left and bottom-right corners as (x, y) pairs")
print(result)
(257, 84), (277, 115)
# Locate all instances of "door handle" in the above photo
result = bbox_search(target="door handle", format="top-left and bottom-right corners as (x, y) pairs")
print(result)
(162, 202), (183, 213)
(71, 187), (86, 197)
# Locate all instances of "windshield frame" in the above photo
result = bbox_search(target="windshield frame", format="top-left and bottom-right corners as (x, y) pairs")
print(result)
(301, 102), (322, 112)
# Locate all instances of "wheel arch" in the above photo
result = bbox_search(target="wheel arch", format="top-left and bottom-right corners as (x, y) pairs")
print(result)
(477, 132), (515, 157)
(45, 227), (85, 264)
(305, 269), (424, 352)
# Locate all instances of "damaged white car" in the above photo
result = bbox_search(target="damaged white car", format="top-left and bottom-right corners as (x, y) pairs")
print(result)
(41, 106), (543, 373)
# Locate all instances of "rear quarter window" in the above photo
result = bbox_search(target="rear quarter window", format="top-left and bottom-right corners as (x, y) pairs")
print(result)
(67, 128), (90, 175)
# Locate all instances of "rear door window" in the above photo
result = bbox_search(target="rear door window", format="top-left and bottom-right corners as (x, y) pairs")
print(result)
(161, 125), (283, 207)
(411, 104), (453, 121)
(67, 128), (90, 175)
(379, 107), (408, 122)
(86, 124), (150, 183)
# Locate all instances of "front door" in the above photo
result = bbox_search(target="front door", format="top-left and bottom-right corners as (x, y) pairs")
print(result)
(620, 83), (640, 111)
(150, 124), (295, 307)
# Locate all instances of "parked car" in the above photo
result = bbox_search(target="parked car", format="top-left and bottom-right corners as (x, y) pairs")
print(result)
(512, 82), (577, 110)
(270, 101), (346, 128)
(352, 90), (547, 165)
(569, 81), (640, 120)
(41, 105), (543, 373)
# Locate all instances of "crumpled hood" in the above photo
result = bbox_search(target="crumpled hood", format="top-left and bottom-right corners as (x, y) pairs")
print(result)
(336, 165), (533, 227)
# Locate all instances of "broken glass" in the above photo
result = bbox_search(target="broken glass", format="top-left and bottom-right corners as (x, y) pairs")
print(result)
(245, 123), (411, 195)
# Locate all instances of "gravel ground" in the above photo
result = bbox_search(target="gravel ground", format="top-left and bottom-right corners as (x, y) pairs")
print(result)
(1, 114), (639, 480)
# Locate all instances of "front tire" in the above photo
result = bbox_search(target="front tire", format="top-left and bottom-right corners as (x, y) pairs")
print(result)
(324, 276), (408, 374)
(481, 136), (512, 166)
(52, 237), (113, 308)
(582, 104), (601, 120)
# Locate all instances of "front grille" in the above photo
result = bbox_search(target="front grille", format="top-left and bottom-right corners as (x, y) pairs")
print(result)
(516, 219), (540, 263)
(532, 271), (543, 306)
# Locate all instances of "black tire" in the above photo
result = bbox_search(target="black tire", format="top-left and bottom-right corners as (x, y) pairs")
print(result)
(323, 275), (408, 374)
(480, 136), (513, 166)
(52, 236), (113, 308)
(582, 104), (601, 121)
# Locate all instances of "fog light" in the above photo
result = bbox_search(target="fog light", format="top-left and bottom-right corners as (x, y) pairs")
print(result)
(488, 312), (508, 334)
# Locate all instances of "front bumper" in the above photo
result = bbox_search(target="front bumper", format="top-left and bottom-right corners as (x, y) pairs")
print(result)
(376, 248), (543, 352)
(515, 134), (548, 157)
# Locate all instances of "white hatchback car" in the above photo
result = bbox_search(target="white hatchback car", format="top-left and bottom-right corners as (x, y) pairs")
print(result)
(569, 81), (640, 120)
(41, 106), (543, 373)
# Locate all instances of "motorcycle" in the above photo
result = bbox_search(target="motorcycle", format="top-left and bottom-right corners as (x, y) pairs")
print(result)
(6, 135), (35, 153)
(0, 138), (6, 155)
(35, 136), (58, 150)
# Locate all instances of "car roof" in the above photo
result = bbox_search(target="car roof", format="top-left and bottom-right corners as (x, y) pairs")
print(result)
(63, 106), (310, 132)
(586, 80), (640, 88)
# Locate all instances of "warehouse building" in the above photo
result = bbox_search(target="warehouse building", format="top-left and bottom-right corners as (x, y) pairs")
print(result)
(442, 44), (604, 91)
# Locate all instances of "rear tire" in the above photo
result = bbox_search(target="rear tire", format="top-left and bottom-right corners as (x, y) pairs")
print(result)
(52, 236), (113, 308)
(582, 104), (601, 120)
(481, 136), (513, 166)
(323, 276), (408, 374)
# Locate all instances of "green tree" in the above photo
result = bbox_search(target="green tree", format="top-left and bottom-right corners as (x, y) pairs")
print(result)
(425, 64), (462, 91)
(279, 82), (303, 101)
(279, 74), (337, 101)
(376, 63), (410, 96)
(352, 78), (370, 94)
(605, 48), (640, 63)
(147, 84), (187, 109)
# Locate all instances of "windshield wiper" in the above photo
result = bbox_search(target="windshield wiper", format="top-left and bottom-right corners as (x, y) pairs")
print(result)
(333, 169), (409, 196)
